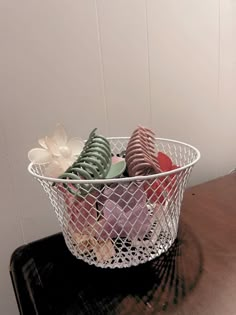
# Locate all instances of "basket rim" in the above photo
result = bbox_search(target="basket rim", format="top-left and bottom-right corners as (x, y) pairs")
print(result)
(28, 137), (201, 184)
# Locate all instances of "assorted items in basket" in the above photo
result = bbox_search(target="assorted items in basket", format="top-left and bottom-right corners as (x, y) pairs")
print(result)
(28, 124), (200, 268)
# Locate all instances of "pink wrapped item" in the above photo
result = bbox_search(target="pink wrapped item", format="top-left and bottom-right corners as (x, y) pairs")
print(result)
(58, 185), (97, 233)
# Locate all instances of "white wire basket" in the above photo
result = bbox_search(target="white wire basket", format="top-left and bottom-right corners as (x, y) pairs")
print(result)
(28, 137), (200, 269)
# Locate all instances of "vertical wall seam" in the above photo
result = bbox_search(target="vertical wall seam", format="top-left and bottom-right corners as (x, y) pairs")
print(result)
(218, 0), (221, 105)
(94, 0), (110, 136)
(145, 0), (152, 128)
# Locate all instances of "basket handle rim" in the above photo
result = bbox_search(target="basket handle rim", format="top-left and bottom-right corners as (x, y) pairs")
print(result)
(28, 137), (201, 184)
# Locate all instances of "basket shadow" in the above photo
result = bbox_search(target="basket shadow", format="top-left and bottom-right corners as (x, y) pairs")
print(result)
(63, 221), (203, 315)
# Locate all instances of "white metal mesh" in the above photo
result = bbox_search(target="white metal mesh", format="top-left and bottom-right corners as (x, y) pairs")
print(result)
(29, 138), (199, 268)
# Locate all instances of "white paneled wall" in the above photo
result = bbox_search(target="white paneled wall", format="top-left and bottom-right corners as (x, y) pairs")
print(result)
(0, 1), (235, 313)
(148, 0), (219, 184)
(0, 122), (23, 314)
(96, 0), (151, 135)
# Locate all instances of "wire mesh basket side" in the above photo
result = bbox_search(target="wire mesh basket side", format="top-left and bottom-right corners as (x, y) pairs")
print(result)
(29, 138), (199, 268)
(36, 168), (192, 268)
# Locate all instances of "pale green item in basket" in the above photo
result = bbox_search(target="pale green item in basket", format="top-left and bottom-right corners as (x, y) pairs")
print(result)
(106, 160), (126, 179)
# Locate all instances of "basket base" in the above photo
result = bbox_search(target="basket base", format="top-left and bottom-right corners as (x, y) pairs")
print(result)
(63, 229), (177, 269)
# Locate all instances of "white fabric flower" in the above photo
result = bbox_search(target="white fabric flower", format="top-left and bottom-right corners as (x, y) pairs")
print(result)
(28, 124), (84, 177)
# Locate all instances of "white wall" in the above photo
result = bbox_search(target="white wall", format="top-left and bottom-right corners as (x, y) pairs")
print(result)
(0, 1), (235, 313)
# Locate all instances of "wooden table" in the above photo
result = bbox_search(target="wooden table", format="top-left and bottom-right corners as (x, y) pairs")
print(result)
(10, 175), (236, 314)
(171, 174), (236, 315)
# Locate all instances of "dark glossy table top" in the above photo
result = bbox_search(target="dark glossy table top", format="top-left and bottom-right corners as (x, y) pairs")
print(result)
(10, 174), (236, 315)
